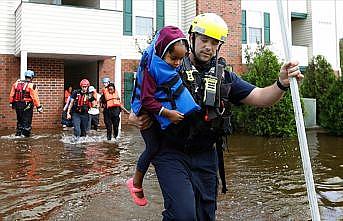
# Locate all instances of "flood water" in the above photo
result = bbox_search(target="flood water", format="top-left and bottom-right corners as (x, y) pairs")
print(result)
(0, 127), (342, 220)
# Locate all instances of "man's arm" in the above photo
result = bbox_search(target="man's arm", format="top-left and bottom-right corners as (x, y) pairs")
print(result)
(241, 60), (302, 107)
(67, 98), (74, 119)
(9, 82), (16, 104)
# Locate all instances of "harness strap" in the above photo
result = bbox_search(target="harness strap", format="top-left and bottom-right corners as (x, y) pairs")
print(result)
(106, 97), (120, 102)
(156, 75), (180, 91)
(156, 84), (185, 109)
(216, 136), (228, 194)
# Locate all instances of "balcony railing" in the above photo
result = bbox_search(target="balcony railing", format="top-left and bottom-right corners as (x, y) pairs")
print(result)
(15, 2), (122, 57)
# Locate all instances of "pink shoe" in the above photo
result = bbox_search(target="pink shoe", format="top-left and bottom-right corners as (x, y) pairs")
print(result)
(126, 177), (148, 206)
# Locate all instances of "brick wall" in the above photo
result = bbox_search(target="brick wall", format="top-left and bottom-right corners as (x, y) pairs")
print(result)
(0, 55), (20, 129)
(97, 58), (115, 127)
(27, 58), (64, 129)
(196, 0), (244, 73)
(98, 58), (115, 88)
(0, 56), (64, 130)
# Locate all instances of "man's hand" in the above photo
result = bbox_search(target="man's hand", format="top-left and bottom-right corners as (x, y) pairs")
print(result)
(279, 60), (304, 87)
(67, 112), (72, 120)
(128, 111), (153, 130)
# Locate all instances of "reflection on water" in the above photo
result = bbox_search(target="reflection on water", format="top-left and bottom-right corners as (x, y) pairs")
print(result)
(0, 130), (121, 220)
(0, 128), (342, 220)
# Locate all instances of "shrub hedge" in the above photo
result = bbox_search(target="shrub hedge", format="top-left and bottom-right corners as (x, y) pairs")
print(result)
(233, 46), (297, 137)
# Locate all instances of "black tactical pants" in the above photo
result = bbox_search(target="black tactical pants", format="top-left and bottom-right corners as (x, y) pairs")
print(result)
(14, 101), (34, 137)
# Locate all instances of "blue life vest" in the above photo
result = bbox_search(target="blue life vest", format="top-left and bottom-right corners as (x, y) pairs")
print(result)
(131, 34), (200, 130)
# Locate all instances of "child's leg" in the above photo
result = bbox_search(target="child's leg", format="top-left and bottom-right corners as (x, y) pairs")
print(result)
(133, 122), (161, 197)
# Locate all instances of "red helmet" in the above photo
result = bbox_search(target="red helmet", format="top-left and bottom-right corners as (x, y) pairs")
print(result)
(80, 79), (90, 87)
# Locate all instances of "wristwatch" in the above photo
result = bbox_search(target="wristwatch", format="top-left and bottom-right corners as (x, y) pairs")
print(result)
(276, 78), (290, 91)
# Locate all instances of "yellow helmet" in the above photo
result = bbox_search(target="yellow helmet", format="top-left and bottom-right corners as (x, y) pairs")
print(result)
(189, 13), (228, 43)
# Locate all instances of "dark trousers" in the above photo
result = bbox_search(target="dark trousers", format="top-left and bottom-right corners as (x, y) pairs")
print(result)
(103, 107), (109, 126)
(136, 122), (161, 174)
(152, 146), (218, 221)
(72, 112), (89, 137)
(14, 101), (34, 137)
(104, 106), (121, 140)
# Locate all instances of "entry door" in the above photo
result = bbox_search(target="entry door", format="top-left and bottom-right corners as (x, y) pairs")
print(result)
(124, 72), (135, 110)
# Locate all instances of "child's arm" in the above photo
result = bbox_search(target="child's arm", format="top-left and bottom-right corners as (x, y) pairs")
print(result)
(141, 68), (184, 124)
(140, 68), (163, 114)
(160, 108), (184, 124)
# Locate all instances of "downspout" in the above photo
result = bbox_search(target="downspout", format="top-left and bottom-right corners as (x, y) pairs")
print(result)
(114, 54), (122, 134)
(20, 51), (27, 80)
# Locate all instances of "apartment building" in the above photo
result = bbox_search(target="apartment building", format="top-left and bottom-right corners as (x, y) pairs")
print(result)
(0, 0), (242, 130)
(241, 0), (342, 74)
(1, 0), (340, 130)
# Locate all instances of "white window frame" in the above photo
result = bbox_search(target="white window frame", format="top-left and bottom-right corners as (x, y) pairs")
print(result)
(135, 16), (153, 36)
(246, 10), (264, 45)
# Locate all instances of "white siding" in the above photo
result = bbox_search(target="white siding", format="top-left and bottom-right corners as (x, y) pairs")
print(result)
(289, 0), (307, 14)
(16, 2), (122, 56)
(311, 0), (339, 69)
(0, 0), (21, 54)
(14, 3), (22, 54)
(181, 0), (195, 34)
(100, 0), (122, 11)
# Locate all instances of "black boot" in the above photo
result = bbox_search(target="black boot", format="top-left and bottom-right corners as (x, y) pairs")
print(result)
(22, 129), (30, 137)
(107, 131), (112, 140)
(15, 130), (22, 136)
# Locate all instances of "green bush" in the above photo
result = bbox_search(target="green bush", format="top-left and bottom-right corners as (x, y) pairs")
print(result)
(319, 76), (343, 135)
(233, 46), (297, 137)
(300, 55), (336, 124)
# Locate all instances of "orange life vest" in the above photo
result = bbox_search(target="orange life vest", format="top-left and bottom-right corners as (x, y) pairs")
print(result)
(104, 90), (121, 108)
(9, 79), (41, 107)
(13, 81), (31, 102)
(74, 90), (92, 113)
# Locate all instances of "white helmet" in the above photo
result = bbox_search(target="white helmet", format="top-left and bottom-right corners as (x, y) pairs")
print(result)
(88, 86), (96, 93)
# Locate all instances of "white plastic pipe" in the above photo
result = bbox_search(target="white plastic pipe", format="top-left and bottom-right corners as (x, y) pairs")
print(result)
(276, 1), (320, 220)
(20, 50), (27, 80)
(114, 55), (122, 136)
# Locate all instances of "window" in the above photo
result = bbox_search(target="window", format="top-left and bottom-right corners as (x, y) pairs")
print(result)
(246, 11), (264, 44)
(135, 16), (153, 36)
(249, 27), (262, 44)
